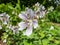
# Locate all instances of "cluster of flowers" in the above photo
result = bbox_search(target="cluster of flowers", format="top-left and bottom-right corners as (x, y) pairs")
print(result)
(0, 2), (53, 36)
(54, 0), (60, 6)
(18, 2), (46, 36)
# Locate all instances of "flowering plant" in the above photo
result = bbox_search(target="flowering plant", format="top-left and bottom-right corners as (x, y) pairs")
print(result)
(0, 2), (60, 45)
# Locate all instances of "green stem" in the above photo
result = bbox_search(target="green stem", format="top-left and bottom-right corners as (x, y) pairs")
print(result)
(17, 0), (20, 5)
(42, 0), (46, 5)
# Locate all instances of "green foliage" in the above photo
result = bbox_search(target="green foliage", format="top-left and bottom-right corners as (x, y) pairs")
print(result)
(47, 11), (60, 23)
(1, 21), (60, 45)
(56, 6), (60, 11)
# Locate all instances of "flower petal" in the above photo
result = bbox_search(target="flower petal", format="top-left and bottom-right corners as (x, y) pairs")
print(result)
(40, 11), (45, 18)
(0, 12), (6, 16)
(35, 2), (40, 7)
(26, 8), (35, 19)
(23, 25), (32, 36)
(30, 10), (35, 18)
(33, 20), (38, 28)
(18, 22), (27, 31)
(3, 21), (7, 25)
(18, 13), (27, 20)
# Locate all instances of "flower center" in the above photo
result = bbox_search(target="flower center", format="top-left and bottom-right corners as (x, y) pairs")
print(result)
(28, 19), (32, 23)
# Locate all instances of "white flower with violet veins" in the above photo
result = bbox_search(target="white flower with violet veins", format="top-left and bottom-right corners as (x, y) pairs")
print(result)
(34, 3), (46, 18)
(0, 12), (10, 25)
(8, 25), (19, 34)
(33, 2), (40, 11)
(18, 8), (38, 36)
